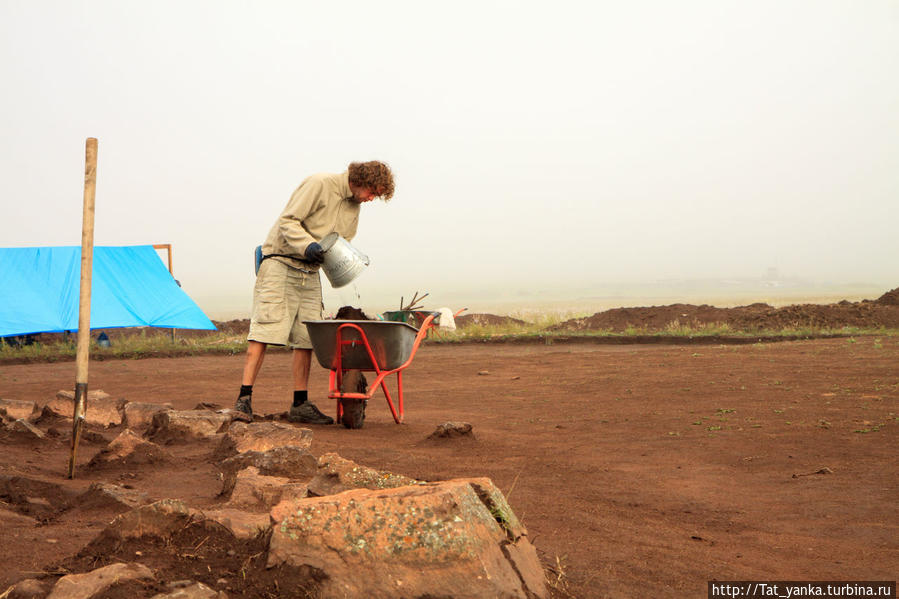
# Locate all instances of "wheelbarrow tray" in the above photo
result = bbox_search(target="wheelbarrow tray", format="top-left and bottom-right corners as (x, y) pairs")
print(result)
(304, 320), (420, 370)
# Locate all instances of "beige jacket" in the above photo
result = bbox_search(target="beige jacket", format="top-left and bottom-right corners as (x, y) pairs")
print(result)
(262, 171), (360, 270)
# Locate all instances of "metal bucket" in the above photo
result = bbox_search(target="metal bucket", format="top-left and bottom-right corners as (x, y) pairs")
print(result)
(319, 233), (369, 288)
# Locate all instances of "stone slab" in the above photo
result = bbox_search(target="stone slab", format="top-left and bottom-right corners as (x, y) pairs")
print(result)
(217, 421), (313, 456)
(46, 390), (123, 427)
(47, 562), (154, 599)
(268, 477), (547, 599)
(122, 401), (173, 430)
(146, 409), (231, 442)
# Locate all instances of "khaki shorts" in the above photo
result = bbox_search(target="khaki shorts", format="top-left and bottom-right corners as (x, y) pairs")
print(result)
(247, 259), (322, 349)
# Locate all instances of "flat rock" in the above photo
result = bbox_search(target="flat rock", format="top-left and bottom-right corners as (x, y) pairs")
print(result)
(122, 401), (173, 430)
(9, 418), (45, 439)
(268, 477), (547, 599)
(224, 466), (289, 508)
(428, 421), (474, 439)
(46, 390), (123, 427)
(47, 562), (154, 599)
(202, 508), (271, 540)
(216, 421), (313, 457)
(219, 446), (318, 496)
(75, 482), (151, 512)
(146, 409), (231, 443)
(88, 429), (171, 467)
(150, 582), (228, 599)
(217, 408), (252, 423)
(0, 398), (40, 422)
(307, 452), (421, 496)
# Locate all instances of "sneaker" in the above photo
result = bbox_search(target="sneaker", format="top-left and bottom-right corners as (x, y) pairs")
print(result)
(288, 401), (334, 425)
(235, 396), (252, 416)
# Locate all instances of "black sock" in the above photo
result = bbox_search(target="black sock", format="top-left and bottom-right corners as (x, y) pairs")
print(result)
(239, 384), (253, 399)
(293, 390), (308, 407)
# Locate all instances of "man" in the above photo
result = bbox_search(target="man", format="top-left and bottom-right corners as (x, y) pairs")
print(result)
(234, 161), (395, 424)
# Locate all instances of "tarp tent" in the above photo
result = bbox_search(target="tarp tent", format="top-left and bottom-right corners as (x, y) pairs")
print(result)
(0, 246), (216, 337)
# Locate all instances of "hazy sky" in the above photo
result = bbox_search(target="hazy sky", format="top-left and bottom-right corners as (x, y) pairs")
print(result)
(2, 1), (897, 318)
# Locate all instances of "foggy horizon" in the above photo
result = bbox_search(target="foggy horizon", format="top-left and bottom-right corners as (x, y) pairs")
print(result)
(2, 1), (896, 322)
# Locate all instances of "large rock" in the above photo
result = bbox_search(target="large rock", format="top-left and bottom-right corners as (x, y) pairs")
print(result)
(216, 421), (313, 456)
(224, 466), (307, 509)
(88, 429), (171, 467)
(0, 398), (39, 422)
(268, 477), (547, 599)
(122, 401), (173, 430)
(47, 562), (154, 599)
(46, 390), (124, 427)
(307, 452), (421, 496)
(146, 409), (231, 443)
(219, 446), (318, 496)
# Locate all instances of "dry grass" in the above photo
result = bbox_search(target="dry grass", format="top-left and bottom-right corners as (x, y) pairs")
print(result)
(544, 554), (578, 598)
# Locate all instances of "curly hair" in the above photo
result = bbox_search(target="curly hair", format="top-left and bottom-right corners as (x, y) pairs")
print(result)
(348, 161), (395, 201)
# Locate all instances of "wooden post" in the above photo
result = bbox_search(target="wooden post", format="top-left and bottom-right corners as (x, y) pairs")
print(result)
(153, 244), (176, 342)
(68, 137), (97, 479)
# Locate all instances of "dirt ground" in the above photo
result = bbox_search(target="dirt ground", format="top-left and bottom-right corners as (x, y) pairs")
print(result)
(1, 333), (897, 597)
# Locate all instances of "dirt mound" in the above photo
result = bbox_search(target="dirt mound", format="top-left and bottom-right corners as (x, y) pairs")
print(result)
(63, 519), (317, 597)
(456, 313), (526, 327)
(551, 299), (899, 333)
(876, 287), (899, 306)
(0, 475), (79, 520)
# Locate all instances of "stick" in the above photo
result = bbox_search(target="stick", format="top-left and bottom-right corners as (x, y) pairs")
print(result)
(402, 291), (429, 311)
(68, 137), (97, 479)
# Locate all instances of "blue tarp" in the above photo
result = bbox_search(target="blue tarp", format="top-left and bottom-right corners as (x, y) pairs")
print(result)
(0, 246), (216, 337)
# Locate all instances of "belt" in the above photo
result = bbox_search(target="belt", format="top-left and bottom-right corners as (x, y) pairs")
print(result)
(261, 253), (317, 274)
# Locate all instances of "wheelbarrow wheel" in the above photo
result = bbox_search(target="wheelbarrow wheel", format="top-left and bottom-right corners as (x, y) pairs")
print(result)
(340, 398), (366, 429)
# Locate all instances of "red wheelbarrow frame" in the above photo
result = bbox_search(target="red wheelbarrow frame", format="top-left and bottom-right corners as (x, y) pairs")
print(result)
(328, 313), (437, 424)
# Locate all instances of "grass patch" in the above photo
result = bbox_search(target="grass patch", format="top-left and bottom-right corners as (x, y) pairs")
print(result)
(3, 319), (898, 364)
(0, 330), (247, 363)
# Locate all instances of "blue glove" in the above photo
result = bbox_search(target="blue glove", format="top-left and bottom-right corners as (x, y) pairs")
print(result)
(305, 242), (325, 264)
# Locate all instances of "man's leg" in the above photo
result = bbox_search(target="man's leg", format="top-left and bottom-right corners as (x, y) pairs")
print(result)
(292, 348), (311, 390)
(284, 269), (333, 425)
(235, 340), (267, 415)
(287, 348), (333, 424)
(243, 340), (268, 385)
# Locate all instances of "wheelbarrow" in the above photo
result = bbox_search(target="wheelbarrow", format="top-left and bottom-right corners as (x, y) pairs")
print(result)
(304, 312), (438, 428)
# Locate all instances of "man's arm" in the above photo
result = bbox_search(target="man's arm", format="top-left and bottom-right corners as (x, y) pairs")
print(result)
(277, 178), (325, 257)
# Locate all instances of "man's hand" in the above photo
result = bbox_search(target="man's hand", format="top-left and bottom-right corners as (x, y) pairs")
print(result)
(305, 242), (325, 264)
